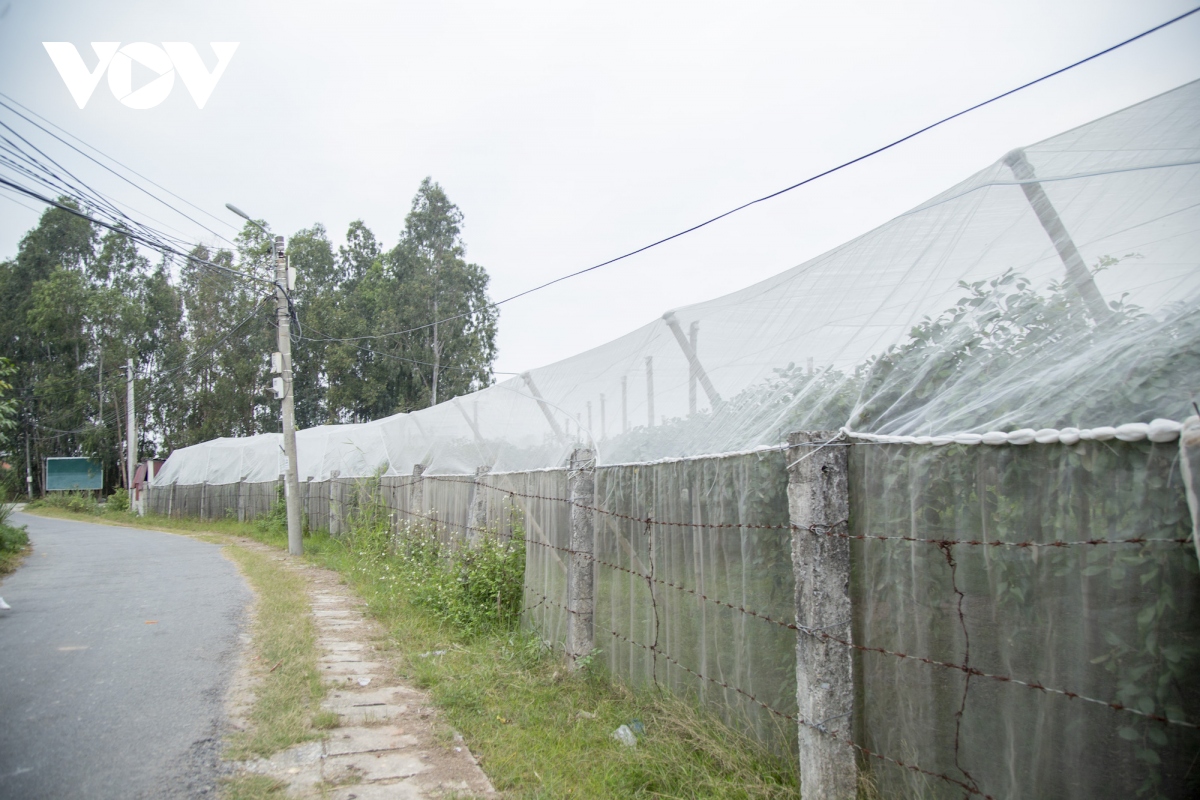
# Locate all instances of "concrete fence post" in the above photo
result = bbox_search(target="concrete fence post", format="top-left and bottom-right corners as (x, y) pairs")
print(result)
(237, 480), (247, 523)
(330, 470), (342, 536)
(467, 465), (491, 546)
(567, 447), (596, 669)
(200, 481), (208, 519)
(410, 463), (426, 517)
(786, 430), (857, 799)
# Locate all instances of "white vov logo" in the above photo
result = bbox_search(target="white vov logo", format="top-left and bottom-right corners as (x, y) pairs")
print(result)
(43, 42), (239, 109)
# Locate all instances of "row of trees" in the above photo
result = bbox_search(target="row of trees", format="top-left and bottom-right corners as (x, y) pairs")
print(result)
(0, 178), (498, 495)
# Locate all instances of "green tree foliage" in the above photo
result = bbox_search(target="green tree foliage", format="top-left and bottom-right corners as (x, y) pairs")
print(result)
(290, 178), (498, 423)
(0, 202), (182, 492)
(0, 358), (17, 446)
(0, 180), (498, 490)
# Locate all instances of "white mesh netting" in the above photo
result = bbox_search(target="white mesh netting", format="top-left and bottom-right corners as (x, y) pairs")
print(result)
(154, 80), (1200, 486)
(143, 79), (1200, 800)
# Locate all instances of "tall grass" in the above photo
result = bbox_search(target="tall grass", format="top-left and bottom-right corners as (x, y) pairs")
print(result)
(223, 544), (327, 761)
(0, 501), (29, 576)
(304, 491), (801, 800)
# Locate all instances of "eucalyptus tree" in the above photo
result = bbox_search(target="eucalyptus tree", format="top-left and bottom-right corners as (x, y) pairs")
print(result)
(0, 202), (183, 488)
(386, 177), (498, 410)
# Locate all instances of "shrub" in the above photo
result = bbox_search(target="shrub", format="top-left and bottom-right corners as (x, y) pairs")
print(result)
(41, 491), (101, 515)
(254, 489), (288, 537)
(384, 522), (525, 635)
(0, 503), (29, 573)
(106, 488), (130, 513)
(337, 483), (526, 636)
(0, 520), (27, 555)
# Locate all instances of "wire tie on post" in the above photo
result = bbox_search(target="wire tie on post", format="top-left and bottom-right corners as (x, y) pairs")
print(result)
(798, 618), (851, 635)
(813, 710), (852, 733)
(786, 433), (847, 469)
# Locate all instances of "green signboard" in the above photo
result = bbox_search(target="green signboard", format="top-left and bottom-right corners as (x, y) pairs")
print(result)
(46, 457), (104, 491)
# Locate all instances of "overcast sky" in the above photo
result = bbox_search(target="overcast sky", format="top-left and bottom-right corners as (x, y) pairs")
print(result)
(1, 0), (1197, 376)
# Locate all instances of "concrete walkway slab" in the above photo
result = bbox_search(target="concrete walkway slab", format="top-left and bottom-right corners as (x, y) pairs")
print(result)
(229, 540), (495, 798)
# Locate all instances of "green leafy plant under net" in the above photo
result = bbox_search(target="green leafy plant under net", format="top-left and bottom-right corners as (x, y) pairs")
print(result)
(337, 477), (526, 636)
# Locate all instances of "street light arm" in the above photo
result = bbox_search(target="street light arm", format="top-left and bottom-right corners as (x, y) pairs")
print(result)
(225, 203), (270, 235)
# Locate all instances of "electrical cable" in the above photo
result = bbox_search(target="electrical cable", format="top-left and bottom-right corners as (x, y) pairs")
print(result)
(157, 298), (271, 377)
(0, 175), (272, 286)
(19, 362), (129, 403)
(0, 121), (192, 253)
(0, 91), (240, 242)
(36, 407), (122, 436)
(298, 320), (518, 376)
(0, 185), (41, 214)
(0, 116), (276, 291)
(302, 5), (1200, 346)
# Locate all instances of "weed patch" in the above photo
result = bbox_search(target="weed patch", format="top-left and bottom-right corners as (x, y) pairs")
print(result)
(312, 503), (800, 800)
(0, 503), (29, 576)
(220, 774), (289, 800)
(28, 491), (102, 516)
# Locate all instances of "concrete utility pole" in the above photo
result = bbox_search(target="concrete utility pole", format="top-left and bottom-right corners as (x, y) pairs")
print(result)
(274, 236), (303, 555)
(125, 359), (136, 492)
(226, 205), (302, 545)
(25, 420), (33, 499)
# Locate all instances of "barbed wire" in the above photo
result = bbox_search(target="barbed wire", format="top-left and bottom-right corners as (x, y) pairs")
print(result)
(420, 475), (1192, 547)
(518, 583), (992, 798)
(303, 486), (1199, 731)
(161, 472), (1200, 800)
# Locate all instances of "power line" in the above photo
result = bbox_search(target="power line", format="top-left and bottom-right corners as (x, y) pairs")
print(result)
(0, 175), (272, 286)
(36, 407), (122, 437)
(303, 5), (1200, 346)
(0, 91), (239, 244)
(0, 111), (274, 291)
(16, 299), (270, 409)
(19, 361), (130, 403)
(298, 321), (518, 376)
(157, 298), (271, 377)
(0, 118), (197, 254)
(0, 185), (41, 215)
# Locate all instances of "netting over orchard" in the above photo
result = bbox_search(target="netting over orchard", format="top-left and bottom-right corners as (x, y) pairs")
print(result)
(156, 80), (1200, 486)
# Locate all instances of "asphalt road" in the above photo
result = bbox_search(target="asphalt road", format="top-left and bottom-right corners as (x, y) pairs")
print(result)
(0, 511), (251, 799)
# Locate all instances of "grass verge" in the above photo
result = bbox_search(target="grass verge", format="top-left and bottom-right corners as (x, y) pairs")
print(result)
(27, 504), (800, 799)
(221, 775), (289, 800)
(222, 542), (326, 761)
(0, 527), (30, 577)
(315, 530), (800, 800)
(1, 503), (30, 577)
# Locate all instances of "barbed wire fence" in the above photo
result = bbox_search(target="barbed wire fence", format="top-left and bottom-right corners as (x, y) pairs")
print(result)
(147, 433), (1200, 799)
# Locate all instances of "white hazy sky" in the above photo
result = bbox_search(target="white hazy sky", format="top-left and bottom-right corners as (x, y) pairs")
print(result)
(0, 1), (1197, 376)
